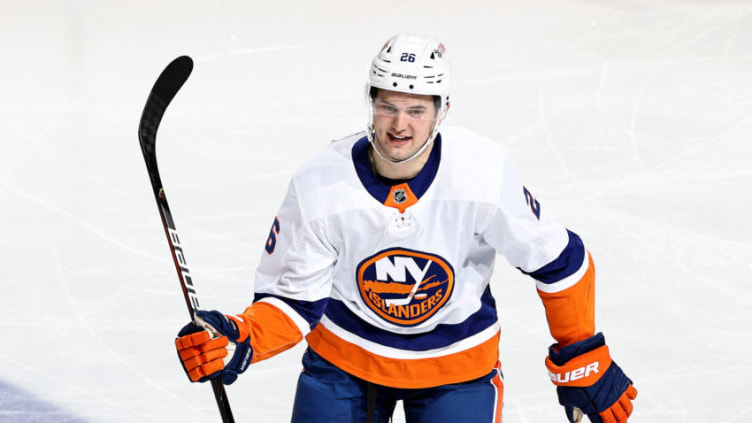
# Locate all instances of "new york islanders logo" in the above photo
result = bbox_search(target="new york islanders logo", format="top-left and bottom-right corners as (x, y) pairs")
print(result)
(356, 248), (454, 326)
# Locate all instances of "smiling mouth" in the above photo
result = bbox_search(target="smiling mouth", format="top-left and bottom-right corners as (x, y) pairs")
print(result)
(388, 133), (412, 144)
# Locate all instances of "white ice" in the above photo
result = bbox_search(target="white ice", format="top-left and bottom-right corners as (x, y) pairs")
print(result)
(1, 1), (751, 422)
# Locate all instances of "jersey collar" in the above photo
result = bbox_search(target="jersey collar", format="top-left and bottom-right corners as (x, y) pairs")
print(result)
(352, 134), (442, 213)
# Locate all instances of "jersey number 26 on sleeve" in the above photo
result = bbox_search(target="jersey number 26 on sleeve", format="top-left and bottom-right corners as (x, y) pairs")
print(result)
(265, 217), (280, 254)
(523, 186), (541, 220)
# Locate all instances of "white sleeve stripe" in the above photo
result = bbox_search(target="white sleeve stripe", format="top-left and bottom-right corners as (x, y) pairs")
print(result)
(256, 296), (312, 336)
(535, 251), (590, 294)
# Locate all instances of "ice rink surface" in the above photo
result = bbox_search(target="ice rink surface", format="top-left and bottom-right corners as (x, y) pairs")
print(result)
(1, 0), (751, 421)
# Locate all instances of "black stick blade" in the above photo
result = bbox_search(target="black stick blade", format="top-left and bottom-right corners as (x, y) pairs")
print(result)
(138, 56), (194, 160)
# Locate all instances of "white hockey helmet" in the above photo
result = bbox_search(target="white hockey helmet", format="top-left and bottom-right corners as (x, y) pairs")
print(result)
(366, 34), (451, 164)
(368, 33), (451, 113)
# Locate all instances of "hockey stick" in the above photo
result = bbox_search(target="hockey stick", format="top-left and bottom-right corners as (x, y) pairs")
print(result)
(138, 55), (235, 423)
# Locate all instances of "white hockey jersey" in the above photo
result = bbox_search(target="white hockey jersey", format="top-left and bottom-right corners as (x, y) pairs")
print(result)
(239, 126), (595, 389)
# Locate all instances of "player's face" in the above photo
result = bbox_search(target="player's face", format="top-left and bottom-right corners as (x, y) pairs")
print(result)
(371, 90), (438, 162)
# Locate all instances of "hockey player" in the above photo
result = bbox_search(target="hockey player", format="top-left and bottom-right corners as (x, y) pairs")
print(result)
(175, 34), (637, 423)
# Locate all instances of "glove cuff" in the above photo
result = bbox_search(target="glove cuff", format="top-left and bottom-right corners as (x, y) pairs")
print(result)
(195, 310), (248, 343)
(546, 344), (612, 387)
(227, 314), (251, 343)
(548, 332), (605, 365)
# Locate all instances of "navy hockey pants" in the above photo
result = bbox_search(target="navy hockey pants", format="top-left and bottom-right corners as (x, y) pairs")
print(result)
(291, 348), (504, 423)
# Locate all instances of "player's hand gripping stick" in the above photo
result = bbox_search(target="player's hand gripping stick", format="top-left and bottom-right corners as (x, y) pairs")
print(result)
(176, 310), (254, 385)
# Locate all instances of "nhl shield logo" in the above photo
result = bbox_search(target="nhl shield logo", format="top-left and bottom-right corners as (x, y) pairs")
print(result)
(392, 188), (407, 204)
(356, 248), (455, 326)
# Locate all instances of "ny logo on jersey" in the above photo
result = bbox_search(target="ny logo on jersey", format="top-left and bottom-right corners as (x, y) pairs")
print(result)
(356, 248), (454, 326)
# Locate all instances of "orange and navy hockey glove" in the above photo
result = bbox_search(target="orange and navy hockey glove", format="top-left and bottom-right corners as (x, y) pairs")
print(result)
(175, 310), (253, 385)
(546, 333), (637, 423)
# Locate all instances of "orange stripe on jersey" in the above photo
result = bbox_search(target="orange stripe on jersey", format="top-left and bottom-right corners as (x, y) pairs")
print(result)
(305, 324), (500, 389)
(537, 253), (595, 347)
(239, 302), (304, 363)
(383, 183), (418, 213)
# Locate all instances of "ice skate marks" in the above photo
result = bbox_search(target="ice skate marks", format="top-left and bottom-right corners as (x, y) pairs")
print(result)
(357, 248), (454, 326)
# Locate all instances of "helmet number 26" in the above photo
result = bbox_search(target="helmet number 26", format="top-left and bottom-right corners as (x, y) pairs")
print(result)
(400, 53), (416, 62)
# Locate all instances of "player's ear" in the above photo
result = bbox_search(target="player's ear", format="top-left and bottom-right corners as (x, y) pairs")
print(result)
(439, 101), (450, 124)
